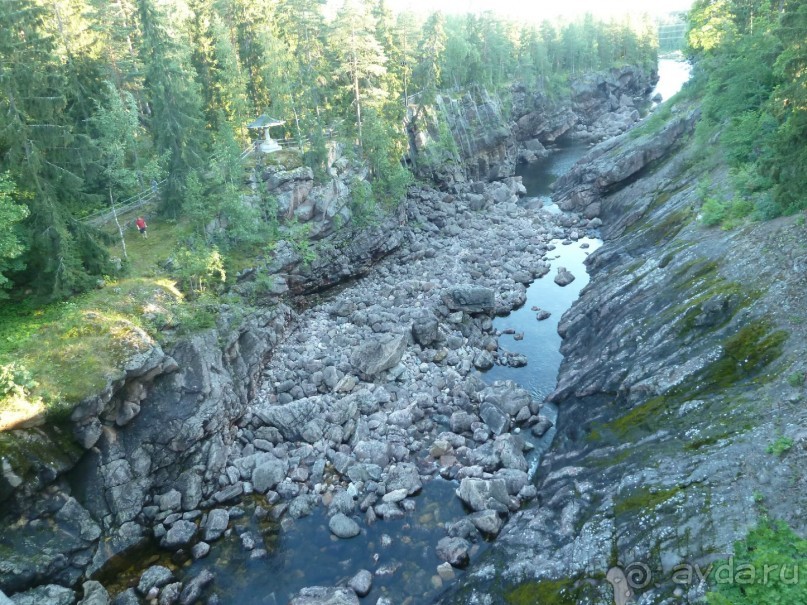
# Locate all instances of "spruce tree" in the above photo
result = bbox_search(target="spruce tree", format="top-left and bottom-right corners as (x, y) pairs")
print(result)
(136, 0), (206, 216)
(0, 0), (107, 297)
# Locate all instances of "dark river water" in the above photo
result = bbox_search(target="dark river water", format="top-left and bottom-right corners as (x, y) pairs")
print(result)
(115, 58), (693, 604)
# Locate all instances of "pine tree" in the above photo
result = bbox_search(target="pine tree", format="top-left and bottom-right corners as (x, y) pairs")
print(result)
(0, 0), (108, 297)
(414, 12), (446, 103)
(136, 0), (206, 216)
(329, 0), (387, 146)
(0, 174), (29, 296)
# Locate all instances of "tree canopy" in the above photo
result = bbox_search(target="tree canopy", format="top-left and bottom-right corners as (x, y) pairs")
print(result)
(686, 0), (807, 218)
(0, 0), (657, 300)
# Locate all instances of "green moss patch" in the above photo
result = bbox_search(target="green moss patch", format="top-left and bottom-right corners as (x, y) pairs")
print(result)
(602, 318), (786, 441)
(702, 320), (787, 389)
(614, 486), (682, 517)
(506, 578), (583, 605)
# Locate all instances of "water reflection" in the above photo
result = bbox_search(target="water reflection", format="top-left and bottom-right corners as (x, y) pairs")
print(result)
(195, 480), (472, 604)
(483, 237), (601, 402)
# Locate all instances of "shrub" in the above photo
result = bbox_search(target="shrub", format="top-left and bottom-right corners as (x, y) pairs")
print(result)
(701, 197), (726, 226)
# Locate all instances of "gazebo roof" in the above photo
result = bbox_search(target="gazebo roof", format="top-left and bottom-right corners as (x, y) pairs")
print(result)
(247, 114), (285, 129)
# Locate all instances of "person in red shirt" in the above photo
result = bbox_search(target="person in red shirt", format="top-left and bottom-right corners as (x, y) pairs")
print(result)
(135, 216), (147, 238)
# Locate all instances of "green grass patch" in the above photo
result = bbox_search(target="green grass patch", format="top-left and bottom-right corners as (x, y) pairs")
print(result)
(766, 436), (794, 457)
(705, 518), (807, 605)
(702, 320), (787, 389)
(787, 371), (804, 388)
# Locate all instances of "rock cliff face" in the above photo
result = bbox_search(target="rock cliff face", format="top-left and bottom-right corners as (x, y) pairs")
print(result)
(408, 65), (657, 190)
(439, 100), (807, 604)
(0, 307), (294, 593)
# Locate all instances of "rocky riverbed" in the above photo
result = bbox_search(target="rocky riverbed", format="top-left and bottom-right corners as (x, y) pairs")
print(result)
(1, 64), (685, 605)
(1, 169), (603, 605)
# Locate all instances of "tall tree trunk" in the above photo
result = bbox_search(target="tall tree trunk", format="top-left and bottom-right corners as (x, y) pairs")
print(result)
(351, 24), (362, 146)
(110, 188), (128, 260)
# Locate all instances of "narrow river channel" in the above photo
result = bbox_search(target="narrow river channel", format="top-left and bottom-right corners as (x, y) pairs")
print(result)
(110, 57), (692, 605)
(188, 143), (597, 605)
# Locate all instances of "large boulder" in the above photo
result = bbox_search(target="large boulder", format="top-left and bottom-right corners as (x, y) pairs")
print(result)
(412, 316), (440, 347)
(444, 285), (495, 313)
(456, 477), (512, 513)
(554, 267), (576, 287)
(9, 585), (75, 605)
(328, 514), (361, 539)
(351, 334), (407, 378)
(288, 587), (360, 605)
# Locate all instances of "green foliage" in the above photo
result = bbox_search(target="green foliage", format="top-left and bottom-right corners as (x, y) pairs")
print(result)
(787, 371), (804, 388)
(701, 197), (727, 227)
(614, 486), (681, 516)
(0, 174), (29, 295)
(173, 243), (226, 295)
(705, 518), (807, 605)
(0, 363), (38, 400)
(362, 108), (413, 206)
(766, 436), (794, 457)
(688, 0), (807, 219)
(349, 178), (377, 227)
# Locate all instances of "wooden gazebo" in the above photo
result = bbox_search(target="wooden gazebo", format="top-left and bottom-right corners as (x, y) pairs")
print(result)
(247, 114), (285, 153)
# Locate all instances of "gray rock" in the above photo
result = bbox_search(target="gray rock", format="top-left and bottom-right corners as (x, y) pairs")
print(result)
(111, 589), (138, 605)
(178, 569), (214, 605)
(456, 477), (511, 513)
(385, 463), (422, 495)
(353, 440), (390, 467)
(288, 494), (318, 519)
(176, 471), (203, 511)
(412, 316), (440, 347)
(495, 468), (530, 495)
(56, 497), (102, 542)
(348, 569), (373, 597)
(203, 509), (229, 542)
(469, 509), (504, 537)
(535, 309), (551, 321)
(450, 411), (477, 434)
(436, 536), (471, 568)
(158, 583), (181, 605)
(374, 502), (405, 520)
(161, 519), (197, 549)
(444, 285), (495, 313)
(252, 458), (288, 493)
(473, 351), (495, 371)
(328, 513), (361, 538)
(531, 415), (554, 437)
(495, 434), (528, 471)
(157, 489), (182, 512)
(254, 398), (324, 443)
(554, 267), (575, 286)
(10, 585), (75, 605)
(77, 582), (109, 605)
(479, 402), (510, 436)
(351, 334), (407, 377)
(191, 542), (210, 560)
(137, 565), (174, 595)
(328, 490), (357, 516)
(288, 587), (360, 605)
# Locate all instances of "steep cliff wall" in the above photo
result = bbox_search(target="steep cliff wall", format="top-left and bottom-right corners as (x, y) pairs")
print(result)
(407, 65), (657, 190)
(440, 99), (807, 604)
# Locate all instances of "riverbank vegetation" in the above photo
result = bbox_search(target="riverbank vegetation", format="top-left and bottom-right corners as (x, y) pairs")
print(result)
(685, 0), (807, 226)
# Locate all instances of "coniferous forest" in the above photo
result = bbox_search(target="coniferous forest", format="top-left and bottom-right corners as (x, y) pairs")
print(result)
(685, 0), (807, 225)
(0, 0), (657, 301)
